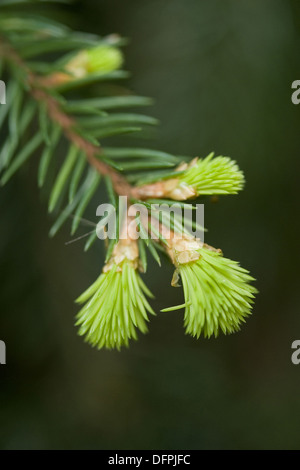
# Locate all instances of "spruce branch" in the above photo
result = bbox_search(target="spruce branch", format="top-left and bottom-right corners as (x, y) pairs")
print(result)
(0, 37), (134, 197)
(0, 0), (257, 350)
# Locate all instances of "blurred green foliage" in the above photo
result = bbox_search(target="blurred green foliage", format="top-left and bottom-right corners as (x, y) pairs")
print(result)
(0, 0), (300, 449)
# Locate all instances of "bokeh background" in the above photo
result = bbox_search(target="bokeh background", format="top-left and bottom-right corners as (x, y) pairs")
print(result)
(1, 0), (300, 449)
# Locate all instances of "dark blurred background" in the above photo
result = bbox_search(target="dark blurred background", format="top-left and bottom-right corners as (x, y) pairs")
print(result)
(0, 0), (300, 449)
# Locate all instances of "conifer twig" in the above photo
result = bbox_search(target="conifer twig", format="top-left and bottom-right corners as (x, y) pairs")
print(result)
(0, 36), (134, 197)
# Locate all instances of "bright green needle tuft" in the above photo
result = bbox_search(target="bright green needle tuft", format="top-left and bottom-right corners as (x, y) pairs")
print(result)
(164, 243), (257, 338)
(75, 241), (155, 350)
(178, 152), (245, 196)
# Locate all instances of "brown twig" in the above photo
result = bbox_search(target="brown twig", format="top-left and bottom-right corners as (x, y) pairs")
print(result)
(0, 38), (134, 198)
